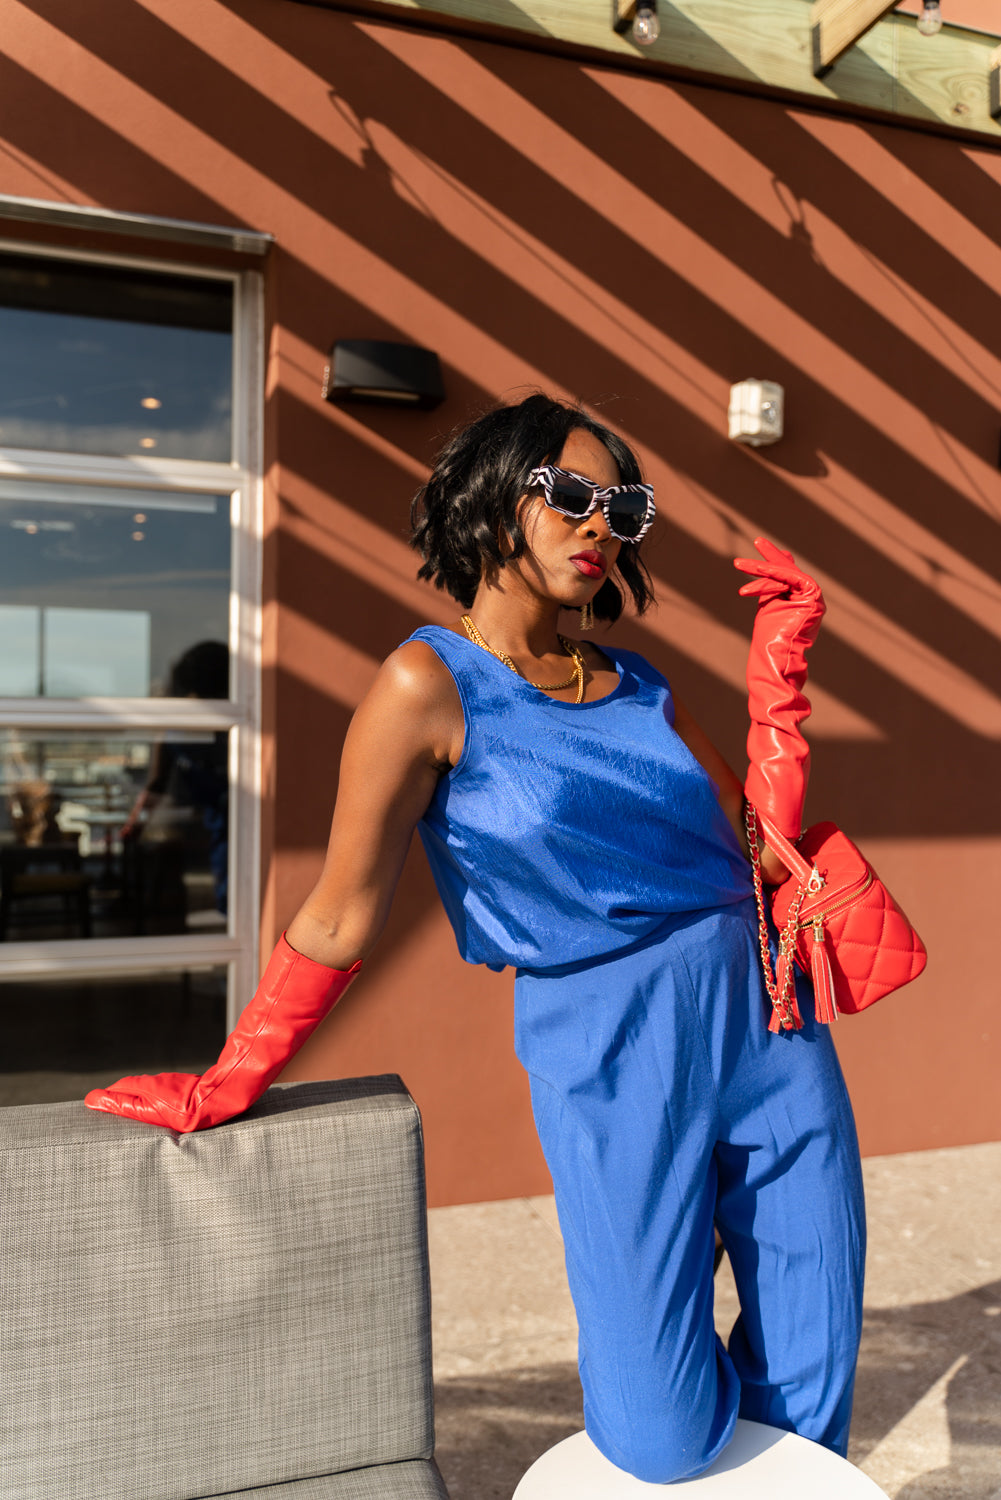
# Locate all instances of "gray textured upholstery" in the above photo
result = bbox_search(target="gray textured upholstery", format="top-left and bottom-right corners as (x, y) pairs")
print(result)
(214, 1459), (450, 1498)
(1, 1077), (448, 1500)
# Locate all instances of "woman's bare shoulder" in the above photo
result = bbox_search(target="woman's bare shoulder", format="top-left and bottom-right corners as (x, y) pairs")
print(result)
(350, 637), (463, 773)
(376, 636), (460, 710)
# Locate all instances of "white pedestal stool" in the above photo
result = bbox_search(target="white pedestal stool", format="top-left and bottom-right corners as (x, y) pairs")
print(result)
(513, 1420), (889, 1498)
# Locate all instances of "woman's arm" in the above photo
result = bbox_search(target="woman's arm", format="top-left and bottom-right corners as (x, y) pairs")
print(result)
(733, 539), (824, 848)
(672, 694), (789, 885)
(287, 640), (463, 967)
(673, 538), (824, 889)
(85, 641), (464, 1130)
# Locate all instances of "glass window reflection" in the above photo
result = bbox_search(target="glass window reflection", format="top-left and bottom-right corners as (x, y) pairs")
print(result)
(0, 254), (232, 461)
(0, 486), (231, 698)
(0, 966), (227, 1107)
(0, 729), (230, 942)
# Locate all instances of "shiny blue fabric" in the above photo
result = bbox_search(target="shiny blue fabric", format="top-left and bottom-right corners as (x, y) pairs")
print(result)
(404, 623), (864, 1481)
(515, 903), (865, 1480)
(406, 626), (752, 972)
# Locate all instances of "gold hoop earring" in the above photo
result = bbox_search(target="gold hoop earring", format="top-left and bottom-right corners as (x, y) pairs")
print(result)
(580, 600), (594, 631)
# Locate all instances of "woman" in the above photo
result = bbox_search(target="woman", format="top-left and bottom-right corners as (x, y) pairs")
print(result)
(87, 394), (865, 1484)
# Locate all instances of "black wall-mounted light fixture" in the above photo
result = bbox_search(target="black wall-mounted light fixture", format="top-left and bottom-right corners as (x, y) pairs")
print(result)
(322, 339), (445, 410)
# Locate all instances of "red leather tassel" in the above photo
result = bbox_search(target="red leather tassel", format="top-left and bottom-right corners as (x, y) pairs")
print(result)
(810, 922), (839, 1025)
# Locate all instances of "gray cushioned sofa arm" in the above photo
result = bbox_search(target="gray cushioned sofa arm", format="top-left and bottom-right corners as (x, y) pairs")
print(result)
(1, 1077), (448, 1500)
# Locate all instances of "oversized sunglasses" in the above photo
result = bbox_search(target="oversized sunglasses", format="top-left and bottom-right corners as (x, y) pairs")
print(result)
(526, 464), (656, 543)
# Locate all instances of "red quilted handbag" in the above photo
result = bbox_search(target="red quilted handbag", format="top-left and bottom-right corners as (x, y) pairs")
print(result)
(745, 804), (927, 1032)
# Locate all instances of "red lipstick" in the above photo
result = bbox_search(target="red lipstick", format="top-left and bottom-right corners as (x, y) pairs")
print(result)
(571, 550), (606, 579)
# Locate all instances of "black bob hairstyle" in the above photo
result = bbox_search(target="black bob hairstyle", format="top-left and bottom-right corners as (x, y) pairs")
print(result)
(410, 394), (654, 623)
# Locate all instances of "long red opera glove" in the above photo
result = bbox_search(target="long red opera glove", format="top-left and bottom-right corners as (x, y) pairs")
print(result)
(85, 934), (361, 1132)
(733, 537), (825, 842)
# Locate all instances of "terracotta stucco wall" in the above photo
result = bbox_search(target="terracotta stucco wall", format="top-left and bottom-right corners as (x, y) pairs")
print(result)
(1, 0), (998, 1204)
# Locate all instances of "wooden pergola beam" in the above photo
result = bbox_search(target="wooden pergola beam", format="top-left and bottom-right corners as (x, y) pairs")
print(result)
(811, 0), (898, 77)
(293, 0), (1001, 141)
(991, 44), (1001, 121)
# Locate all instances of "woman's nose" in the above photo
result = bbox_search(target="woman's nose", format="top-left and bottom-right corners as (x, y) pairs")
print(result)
(578, 506), (611, 542)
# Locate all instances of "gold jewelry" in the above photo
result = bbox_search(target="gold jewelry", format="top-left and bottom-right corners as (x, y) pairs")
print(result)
(460, 615), (586, 704)
(580, 600), (594, 632)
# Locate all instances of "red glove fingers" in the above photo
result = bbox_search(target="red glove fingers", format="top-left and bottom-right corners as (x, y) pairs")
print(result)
(734, 540), (824, 608)
(85, 934), (361, 1132)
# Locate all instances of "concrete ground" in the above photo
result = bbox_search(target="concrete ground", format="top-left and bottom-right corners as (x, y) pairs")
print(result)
(428, 1141), (1001, 1499)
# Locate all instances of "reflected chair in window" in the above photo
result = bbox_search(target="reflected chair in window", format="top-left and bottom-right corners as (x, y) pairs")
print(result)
(0, 844), (93, 941)
(0, 783), (92, 941)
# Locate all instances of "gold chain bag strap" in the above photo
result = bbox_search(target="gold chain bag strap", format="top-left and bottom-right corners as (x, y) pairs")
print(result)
(745, 803), (927, 1033)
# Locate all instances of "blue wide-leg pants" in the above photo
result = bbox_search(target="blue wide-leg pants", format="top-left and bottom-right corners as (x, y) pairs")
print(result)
(514, 898), (866, 1484)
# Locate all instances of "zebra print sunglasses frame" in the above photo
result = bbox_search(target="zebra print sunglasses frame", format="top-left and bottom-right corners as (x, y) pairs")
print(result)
(526, 464), (656, 543)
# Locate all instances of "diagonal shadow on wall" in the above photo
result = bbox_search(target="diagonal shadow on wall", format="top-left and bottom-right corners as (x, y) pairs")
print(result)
(21, 0), (998, 527)
(3, 0), (999, 861)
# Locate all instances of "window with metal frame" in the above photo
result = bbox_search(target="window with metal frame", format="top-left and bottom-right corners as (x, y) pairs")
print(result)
(0, 237), (263, 1107)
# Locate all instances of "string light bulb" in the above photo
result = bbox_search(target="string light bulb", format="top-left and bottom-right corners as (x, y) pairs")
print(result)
(633, 0), (660, 44)
(916, 0), (942, 35)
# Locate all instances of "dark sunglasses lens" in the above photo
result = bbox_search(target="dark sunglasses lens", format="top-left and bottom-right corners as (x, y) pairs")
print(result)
(608, 493), (649, 538)
(548, 478), (594, 517)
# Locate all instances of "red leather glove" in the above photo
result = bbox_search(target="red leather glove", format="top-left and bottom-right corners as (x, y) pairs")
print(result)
(734, 537), (825, 841)
(85, 934), (361, 1132)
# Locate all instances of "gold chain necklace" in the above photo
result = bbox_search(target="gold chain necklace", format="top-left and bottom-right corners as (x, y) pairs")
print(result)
(460, 615), (586, 704)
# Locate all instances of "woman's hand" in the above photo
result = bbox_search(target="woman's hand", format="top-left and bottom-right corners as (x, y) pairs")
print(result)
(734, 538), (825, 846)
(733, 537), (824, 618)
(84, 936), (362, 1131)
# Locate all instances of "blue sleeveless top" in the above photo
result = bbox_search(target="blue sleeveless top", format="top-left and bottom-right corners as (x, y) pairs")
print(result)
(406, 626), (752, 972)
